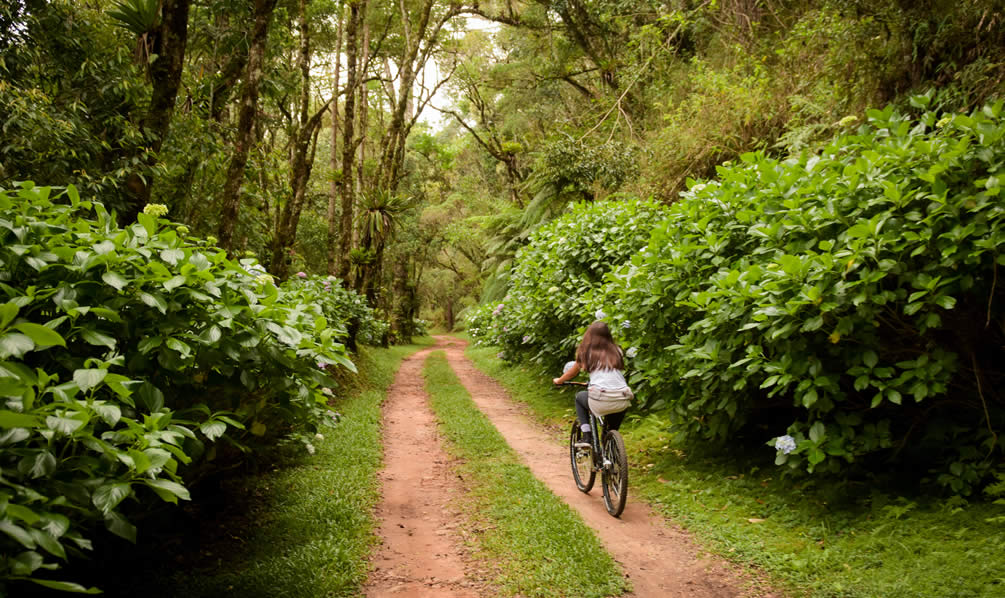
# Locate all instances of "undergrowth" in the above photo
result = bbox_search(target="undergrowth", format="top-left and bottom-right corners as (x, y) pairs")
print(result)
(466, 343), (1005, 598)
(39, 342), (430, 598)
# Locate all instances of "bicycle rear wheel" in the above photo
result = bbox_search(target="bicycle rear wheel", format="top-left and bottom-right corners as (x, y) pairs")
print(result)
(569, 422), (595, 492)
(601, 430), (628, 517)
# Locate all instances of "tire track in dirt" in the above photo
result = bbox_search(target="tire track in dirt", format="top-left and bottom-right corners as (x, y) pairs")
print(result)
(438, 337), (782, 598)
(363, 347), (483, 598)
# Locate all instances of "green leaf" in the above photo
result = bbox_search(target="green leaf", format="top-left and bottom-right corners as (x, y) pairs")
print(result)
(863, 350), (878, 369)
(802, 389), (818, 408)
(45, 415), (85, 436)
(6, 504), (40, 524)
(93, 403), (122, 426)
(200, 420), (227, 441)
(137, 336), (163, 353)
(163, 275), (187, 291)
(0, 410), (39, 427)
(138, 212), (157, 237)
(189, 252), (210, 270)
(136, 383), (164, 412)
(809, 421), (826, 442)
(200, 325), (222, 343)
(80, 328), (117, 349)
(103, 511), (136, 543)
(92, 483), (132, 515)
(93, 240), (115, 255)
(27, 579), (102, 594)
(102, 271), (129, 290)
(28, 451), (57, 478)
(140, 292), (168, 314)
(40, 513), (70, 539)
(73, 368), (107, 392)
(887, 389), (902, 405)
(125, 449), (151, 474)
(0, 519), (36, 549)
(935, 295), (956, 310)
(0, 333), (35, 358)
(165, 337), (191, 357)
(0, 302), (19, 329)
(807, 447), (826, 466)
(30, 528), (67, 559)
(10, 550), (44, 575)
(144, 479), (191, 504)
(160, 248), (185, 265)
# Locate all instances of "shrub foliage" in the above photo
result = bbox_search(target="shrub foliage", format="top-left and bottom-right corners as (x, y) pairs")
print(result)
(0, 184), (360, 592)
(467, 198), (667, 368)
(471, 100), (1005, 492)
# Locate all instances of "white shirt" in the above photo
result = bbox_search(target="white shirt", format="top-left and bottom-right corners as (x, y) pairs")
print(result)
(588, 368), (628, 391)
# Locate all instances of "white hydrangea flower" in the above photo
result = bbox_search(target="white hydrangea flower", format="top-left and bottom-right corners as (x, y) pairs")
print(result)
(306, 443), (316, 455)
(595, 309), (607, 320)
(626, 347), (638, 358)
(774, 435), (797, 455)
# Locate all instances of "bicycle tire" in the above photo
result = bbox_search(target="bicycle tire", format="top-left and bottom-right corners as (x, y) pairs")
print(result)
(601, 430), (628, 517)
(569, 422), (595, 493)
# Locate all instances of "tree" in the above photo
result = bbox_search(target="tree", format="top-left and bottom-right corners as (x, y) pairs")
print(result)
(217, 0), (278, 252)
(110, 0), (193, 222)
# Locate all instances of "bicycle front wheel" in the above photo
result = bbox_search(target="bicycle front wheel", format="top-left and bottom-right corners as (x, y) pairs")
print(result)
(570, 422), (595, 493)
(601, 430), (628, 517)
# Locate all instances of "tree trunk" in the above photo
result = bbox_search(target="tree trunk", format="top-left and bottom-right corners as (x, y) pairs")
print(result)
(445, 296), (454, 332)
(336, 0), (366, 280)
(357, 19), (371, 194)
(392, 257), (420, 342)
(271, 0), (313, 280)
(217, 0), (278, 252)
(327, 8), (344, 276)
(378, 0), (433, 192)
(121, 0), (191, 224)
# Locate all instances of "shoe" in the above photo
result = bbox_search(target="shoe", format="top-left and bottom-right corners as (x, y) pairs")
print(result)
(575, 430), (593, 448)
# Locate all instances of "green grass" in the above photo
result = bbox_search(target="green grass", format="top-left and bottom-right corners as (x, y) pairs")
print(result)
(422, 351), (628, 598)
(465, 343), (1005, 598)
(132, 343), (430, 598)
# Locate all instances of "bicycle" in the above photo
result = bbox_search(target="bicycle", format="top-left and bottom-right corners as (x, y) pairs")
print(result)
(560, 381), (629, 518)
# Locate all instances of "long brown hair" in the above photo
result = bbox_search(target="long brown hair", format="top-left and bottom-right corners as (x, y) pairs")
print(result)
(576, 321), (624, 372)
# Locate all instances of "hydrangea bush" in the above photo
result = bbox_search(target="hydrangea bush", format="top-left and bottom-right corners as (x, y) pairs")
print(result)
(474, 99), (1005, 492)
(0, 184), (354, 592)
(600, 100), (1004, 491)
(467, 198), (667, 370)
(280, 275), (387, 346)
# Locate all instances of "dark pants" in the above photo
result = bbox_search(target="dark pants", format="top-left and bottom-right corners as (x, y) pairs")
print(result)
(575, 390), (625, 431)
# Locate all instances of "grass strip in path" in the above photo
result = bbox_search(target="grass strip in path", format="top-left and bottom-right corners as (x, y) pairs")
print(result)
(134, 342), (432, 598)
(422, 351), (627, 598)
(465, 343), (1005, 598)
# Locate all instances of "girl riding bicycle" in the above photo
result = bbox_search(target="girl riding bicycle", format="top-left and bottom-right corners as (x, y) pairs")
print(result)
(552, 320), (633, 446)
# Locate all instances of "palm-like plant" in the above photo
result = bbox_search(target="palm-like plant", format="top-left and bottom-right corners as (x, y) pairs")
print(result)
(107, 0), (159, 69)
(353, 190), (411, 302)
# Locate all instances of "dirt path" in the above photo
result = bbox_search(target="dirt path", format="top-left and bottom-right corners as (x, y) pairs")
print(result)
(363, 347), (483, 597)
(438, 337), (780, 598)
